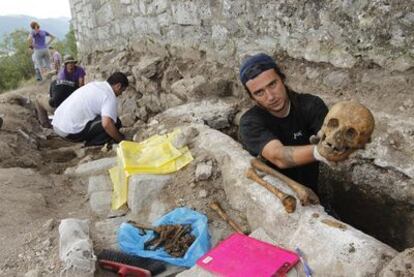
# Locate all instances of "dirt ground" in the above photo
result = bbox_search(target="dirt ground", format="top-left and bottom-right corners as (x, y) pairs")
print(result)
(0, 81), (244, 277)
(0, 81), (111, 276)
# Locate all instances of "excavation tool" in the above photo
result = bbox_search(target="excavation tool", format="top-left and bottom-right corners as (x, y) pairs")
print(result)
(209, 201), (246, 234)
(251, 158), (320, 206)
(127, 221), (195, 258)
(245, 167), (296, 213)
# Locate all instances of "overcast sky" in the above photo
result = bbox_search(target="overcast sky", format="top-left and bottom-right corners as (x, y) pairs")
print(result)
(0, 0), (71, 19)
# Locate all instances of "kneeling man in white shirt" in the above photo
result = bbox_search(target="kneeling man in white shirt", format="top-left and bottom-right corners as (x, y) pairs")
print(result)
(52, 72), (128, 146)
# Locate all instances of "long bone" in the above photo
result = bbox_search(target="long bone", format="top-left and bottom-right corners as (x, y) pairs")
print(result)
(209, 201), (246, 234)
(251, 158), (319, 206)
(245, 167), (296, 213)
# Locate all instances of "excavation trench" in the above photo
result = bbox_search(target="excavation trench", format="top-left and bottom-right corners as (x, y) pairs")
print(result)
(320, 169), (413, 251)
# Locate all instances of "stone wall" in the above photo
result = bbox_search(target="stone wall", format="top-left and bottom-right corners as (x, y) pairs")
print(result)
(70, 0), (413, 71)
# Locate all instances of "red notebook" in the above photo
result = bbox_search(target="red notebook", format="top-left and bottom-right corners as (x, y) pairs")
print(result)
(197, 233), (299, 277)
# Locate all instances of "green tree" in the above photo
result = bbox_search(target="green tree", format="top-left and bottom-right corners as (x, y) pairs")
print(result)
(63, 25), (77, 58)
(52, 40), (65, 56)
(0, 29), (34, 92)
(50, 24), (78, 62)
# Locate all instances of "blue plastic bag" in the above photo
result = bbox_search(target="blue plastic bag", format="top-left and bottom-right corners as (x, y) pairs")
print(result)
(118, 207), (211, 267)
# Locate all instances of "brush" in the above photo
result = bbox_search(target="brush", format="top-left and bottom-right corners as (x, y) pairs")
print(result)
(97, 249), (166, 276)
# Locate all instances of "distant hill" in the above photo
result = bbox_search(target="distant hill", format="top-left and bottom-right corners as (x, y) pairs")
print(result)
(0, 15), (70, 41)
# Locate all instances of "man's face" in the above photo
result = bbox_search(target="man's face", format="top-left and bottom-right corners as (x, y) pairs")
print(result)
(113, 83), (126, 97)
(66, 62), (75, 73)
(245, 68), (289, 117)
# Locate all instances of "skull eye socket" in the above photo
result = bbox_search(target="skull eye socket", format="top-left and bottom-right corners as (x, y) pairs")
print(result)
(345, 128), (357, 141)
(327, 118), (339, 128)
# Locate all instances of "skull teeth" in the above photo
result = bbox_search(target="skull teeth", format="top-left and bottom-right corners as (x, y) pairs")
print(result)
(323, 142), (350, 153)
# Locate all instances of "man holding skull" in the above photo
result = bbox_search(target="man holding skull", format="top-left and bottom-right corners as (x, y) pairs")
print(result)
(238, 53), (330, 194)
(239, 53), (374, 197)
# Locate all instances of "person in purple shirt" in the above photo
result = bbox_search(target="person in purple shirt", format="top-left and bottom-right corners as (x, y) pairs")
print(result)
(27, 21), (55, 76)
(57, 55), (86, 87)
(35, 55), (86, 128)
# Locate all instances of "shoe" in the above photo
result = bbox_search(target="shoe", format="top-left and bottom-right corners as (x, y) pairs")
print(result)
(35, 69), (43, 81)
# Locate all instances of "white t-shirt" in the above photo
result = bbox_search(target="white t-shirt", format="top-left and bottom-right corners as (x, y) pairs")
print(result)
(52, 81), (118, 134)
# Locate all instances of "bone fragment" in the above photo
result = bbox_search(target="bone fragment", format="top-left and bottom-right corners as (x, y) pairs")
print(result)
(245, 167), (296, 213)
(209, 201), (245, 234)
(17, 128), (39, 148)
(251, 158), (320, 206)
(321, 219), (347, 230)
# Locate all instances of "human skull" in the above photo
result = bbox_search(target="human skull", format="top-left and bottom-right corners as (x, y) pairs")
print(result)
(317, 101), (375, 162)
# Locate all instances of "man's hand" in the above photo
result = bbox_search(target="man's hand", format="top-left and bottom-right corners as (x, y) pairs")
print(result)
(102, 116), (124, 143)
(313, 145), (336, 167)
(309, 130), (323, 145)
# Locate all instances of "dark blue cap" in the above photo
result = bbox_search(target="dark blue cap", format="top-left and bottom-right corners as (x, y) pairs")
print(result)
(239, 53), (277, 85)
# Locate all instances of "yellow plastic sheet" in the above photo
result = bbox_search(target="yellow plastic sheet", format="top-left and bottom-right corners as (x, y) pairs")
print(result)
(110, 129), (193, 210)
